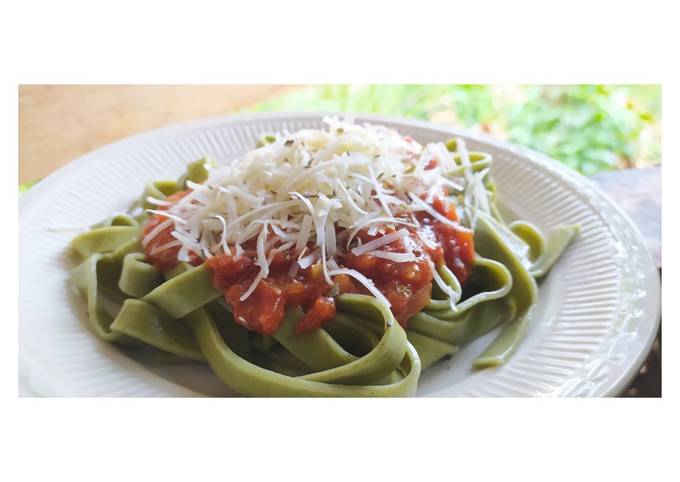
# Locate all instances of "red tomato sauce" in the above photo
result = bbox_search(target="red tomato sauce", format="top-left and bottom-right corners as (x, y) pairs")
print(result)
(143, 192), (474, 335)
(205, 252), (340, 335)
(143, 190), (202, 270)
(343, 194), (474, 325)
(419, 195), (475, 284)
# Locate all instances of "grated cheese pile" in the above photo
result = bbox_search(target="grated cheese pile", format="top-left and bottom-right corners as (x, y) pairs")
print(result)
(143, 117), (492, 306)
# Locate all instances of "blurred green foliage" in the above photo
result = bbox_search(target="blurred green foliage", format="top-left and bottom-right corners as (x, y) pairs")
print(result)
(19, 179), (38, 194)
(250, 84), (660, 175)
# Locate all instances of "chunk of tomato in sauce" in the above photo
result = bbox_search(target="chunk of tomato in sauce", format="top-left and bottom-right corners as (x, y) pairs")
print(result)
(205, 254), (257, 289)
(142, 190), (202, 271)
(295, 296), (336, 334)
(382, 280), (432, 324)
(344, 229), (435, 326)
(418, 195), (476, 284)
(225, 280), (286, 335)
(431, 195), (458, 221)
(438, 225), (475, 283)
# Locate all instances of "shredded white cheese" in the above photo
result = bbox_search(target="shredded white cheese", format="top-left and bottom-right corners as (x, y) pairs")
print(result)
(327, 268), (392, 308)
(429, 260), (462, 312)
(350, 228), (409, 256)
(371, 251), (418, 262)
(142, 218), (173, 247)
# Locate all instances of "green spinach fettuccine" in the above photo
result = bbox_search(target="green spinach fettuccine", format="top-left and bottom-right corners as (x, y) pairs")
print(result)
(69, 119), (578, 396)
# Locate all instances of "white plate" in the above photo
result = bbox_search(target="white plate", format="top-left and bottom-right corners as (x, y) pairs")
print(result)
(19, 113), (661, 397)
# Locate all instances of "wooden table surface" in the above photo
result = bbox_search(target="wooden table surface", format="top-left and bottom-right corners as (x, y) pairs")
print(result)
(19, 85), (298, 183)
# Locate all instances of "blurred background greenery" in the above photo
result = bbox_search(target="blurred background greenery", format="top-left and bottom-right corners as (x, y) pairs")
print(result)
(248, 84), (661, 176)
